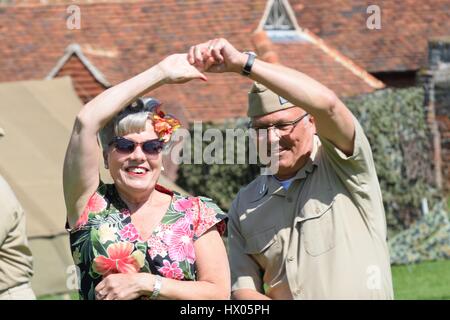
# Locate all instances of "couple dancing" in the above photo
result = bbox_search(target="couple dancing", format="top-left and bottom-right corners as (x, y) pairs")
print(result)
(64, 38), (393, 300)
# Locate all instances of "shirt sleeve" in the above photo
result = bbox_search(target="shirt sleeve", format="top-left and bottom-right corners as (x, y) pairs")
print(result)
(0, 177), (20, 246)
(0, 204), (14, 246)
(193, 196), (228, 239)
(228, 194), (265, 293)
(318, 115), (385, 225)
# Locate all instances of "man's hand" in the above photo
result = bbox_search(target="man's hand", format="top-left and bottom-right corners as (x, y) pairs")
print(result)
(188, 38), (247, 73)
(158, 53), (207, 84)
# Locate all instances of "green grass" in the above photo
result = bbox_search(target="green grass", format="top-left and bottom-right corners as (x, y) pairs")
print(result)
(38, 291), (78, 300)
(392, 259), (450, 300)
(38, 260), (450, 300)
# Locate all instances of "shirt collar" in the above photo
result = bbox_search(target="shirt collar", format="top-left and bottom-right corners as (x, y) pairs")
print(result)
(269, 135), (320, 194)
(252, 135), (321, 200)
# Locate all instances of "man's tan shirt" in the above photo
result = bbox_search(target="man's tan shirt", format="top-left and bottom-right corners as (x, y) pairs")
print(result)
(228, 117), (394, 299)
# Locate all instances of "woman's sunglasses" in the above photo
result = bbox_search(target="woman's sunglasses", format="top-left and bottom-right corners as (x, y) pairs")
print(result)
(108, 137), (164, 155)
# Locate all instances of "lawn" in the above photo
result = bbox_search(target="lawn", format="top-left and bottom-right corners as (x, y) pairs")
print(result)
(38, 259), (450, 300)
(391, 259), (450, 300)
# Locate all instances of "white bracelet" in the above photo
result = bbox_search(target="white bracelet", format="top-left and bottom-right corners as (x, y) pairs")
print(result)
(150, 275), (162, 300)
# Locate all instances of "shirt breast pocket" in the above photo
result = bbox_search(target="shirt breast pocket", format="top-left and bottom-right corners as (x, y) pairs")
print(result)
(299, 198), (336, 257)
(244, 227), (281, 269)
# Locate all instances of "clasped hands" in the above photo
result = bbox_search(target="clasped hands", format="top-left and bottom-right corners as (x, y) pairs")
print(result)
(158, 38), (248, 84)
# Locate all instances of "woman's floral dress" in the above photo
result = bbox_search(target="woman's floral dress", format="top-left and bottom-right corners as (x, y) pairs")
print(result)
(67, 182), (227, 300)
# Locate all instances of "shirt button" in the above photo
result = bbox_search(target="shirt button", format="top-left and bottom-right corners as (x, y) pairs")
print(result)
(287, 256), (294, 262)
(295, 288), (301, 295)
(287, 197), (293, 203)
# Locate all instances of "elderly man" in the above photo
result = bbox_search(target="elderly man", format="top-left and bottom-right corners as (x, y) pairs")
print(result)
(188, 38), (394, 299)
(0, 127), (36, 300)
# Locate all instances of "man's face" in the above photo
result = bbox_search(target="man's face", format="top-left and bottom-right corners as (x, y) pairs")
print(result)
(251, 107), (316, 179)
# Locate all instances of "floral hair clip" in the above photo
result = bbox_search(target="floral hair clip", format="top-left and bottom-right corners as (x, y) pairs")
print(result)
(150, 106), (181, 143)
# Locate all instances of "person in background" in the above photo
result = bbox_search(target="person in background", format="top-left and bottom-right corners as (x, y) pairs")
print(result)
(0, 127), (36, 300)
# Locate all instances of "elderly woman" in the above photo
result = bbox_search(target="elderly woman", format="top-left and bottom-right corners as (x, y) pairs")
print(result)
(63, 54), (230, 300)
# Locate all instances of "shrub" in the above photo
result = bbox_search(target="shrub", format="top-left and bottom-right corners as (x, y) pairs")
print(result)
(177, 87), (441, 234)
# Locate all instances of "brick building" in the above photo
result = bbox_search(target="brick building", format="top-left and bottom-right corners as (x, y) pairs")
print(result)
(0, 0), (448, 189)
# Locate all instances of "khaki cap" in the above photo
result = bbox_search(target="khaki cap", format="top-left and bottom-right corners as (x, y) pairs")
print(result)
(247, 82), (296, 117)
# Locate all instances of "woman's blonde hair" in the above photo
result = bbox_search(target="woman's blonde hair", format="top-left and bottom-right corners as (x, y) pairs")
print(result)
(99, 97), (171, 151)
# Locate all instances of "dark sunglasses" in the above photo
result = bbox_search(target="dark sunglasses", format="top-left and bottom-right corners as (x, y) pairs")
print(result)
(108, 137), (164, 155)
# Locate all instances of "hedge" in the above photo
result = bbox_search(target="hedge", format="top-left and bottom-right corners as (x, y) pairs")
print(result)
(177, 87), (441, 234)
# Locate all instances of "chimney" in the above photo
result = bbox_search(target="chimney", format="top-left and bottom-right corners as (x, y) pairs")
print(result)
(251, 31), (280, 64)
(423, 37), (450, 192)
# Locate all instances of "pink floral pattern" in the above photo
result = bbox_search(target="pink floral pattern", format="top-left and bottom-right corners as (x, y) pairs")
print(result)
(69, 182), (226, 300)
(147, 234), (168, 259)
(163, 218), (196, 263)
(173, 197), (196, 212)
(158, 260), (184, 280)
(119, 223), (140, 242)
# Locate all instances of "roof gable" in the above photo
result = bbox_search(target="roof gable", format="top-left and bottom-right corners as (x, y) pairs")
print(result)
(0, 1), (382, 121)
(289, 0), (450, 72)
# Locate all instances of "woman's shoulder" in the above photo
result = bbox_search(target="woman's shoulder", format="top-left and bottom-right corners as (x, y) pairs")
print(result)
(171, 192), (222, 211)
(68, 182), (123, 232)
(170, 192), (227, 236)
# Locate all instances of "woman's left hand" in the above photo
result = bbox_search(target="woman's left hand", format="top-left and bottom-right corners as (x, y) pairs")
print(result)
(95, 273), (151, 300)
(158, 53), (207, 84)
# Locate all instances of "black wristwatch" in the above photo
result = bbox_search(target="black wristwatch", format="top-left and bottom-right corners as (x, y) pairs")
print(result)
(241, 51), (257, 76)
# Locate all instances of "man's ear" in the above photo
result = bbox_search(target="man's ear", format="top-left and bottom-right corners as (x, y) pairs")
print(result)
(103, 150), (109, 169)
(308, 115), (317, 135)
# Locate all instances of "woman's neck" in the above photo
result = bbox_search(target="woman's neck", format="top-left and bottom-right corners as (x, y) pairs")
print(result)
(116, 186), (155, 212)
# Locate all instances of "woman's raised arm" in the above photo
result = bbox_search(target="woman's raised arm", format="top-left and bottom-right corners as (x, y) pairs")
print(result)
(63, 54), (206, 228)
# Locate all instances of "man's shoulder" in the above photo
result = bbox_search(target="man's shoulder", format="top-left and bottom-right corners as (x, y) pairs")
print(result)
(230, 175), (265, 213)
(238, 175), (265, 196)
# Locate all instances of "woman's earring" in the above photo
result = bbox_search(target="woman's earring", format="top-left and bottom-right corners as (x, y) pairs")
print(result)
(161, 165), (165, 172)
(105, 164), (109, 169)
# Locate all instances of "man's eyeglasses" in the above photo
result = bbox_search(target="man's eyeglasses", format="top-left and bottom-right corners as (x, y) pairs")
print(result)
(108, 137), (164, 155)
(248, 113), (309, 138)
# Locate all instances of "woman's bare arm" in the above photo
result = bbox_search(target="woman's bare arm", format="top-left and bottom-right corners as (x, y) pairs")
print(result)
(95, 228), (231, 300)
(63, 54), (206, 228)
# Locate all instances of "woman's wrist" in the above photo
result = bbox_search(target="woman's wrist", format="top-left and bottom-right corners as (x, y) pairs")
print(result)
(154, 63), (169, 85)
(232, 52), (249, 74)
(136, 273), (155, 296)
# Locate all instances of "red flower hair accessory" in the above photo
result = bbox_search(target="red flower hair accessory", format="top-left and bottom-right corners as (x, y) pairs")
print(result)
(150, 106), (181, 143)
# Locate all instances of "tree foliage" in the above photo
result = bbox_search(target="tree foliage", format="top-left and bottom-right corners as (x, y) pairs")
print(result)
(177, 87), (441, 234)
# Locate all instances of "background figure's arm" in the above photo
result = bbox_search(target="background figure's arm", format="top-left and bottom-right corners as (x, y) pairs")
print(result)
(0, 176), (20, 245)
